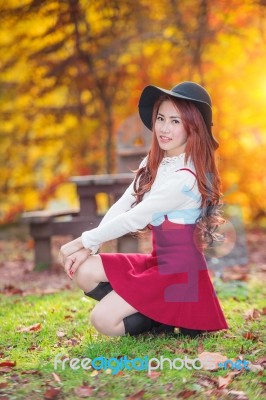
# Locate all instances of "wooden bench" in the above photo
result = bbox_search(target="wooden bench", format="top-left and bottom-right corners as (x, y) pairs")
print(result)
(22, 173), (138, 269)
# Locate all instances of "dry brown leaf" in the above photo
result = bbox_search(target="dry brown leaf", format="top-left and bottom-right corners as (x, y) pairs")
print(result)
(17, 323), (41, 333)
(0, 382), (8, 388)
(248, 363), (264, 373)
(262, 307), (266, 315)
(115, 370), (124, 376)
(21, 369), (41, 375)
(195, 373), (217, 388)
(56, 330), (66, 338)
(0, 366), (13, 373)
(44, 387), (61, 399)
(218, 371), (242, 389)
(244, 308), (261, 320)
(52, 372), (61, 383)
(0, 360), (16, 368)
(254, 356), (266, 367)
(198, 351), (227, 371)
(197, 340), (205, 354)
(242, 332), (258, 341)
(147, 371), (161, 380)
(127, 389), (146, 400)
(205, 388), (229, 397)
(177, 390), (197, 398)
(218, 374), (233, 389)
(74, 385), (94, 397)
(227, 389), (249, 399)
(64, 315), (74, 320)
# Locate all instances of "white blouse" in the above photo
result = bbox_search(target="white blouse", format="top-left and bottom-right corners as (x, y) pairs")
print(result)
(81, 153), (202, 253)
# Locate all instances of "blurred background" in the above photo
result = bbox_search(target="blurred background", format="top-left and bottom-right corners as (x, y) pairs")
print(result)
(0, 0), (266, 228)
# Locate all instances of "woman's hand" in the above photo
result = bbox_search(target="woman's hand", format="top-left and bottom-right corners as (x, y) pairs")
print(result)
(64, 248), (92, 279)
(59, 237), (91, 279)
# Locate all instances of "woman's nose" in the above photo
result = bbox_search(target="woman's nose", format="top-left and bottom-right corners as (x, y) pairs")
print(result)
(160, 121), (170, 133)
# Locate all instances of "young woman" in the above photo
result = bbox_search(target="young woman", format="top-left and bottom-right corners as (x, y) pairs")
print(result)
(59, 81), (228, 338)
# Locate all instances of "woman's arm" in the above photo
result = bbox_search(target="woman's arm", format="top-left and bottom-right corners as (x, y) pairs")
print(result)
(81, 170), (199, 252)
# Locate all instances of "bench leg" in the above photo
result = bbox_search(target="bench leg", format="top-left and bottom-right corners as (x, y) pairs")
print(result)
(34, 238), (52, 270)
(30, 223), (53, 270)
(117, 234), (139, 253)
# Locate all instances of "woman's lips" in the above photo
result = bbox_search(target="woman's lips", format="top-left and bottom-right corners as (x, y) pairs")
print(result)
(159, 136), (172, 143)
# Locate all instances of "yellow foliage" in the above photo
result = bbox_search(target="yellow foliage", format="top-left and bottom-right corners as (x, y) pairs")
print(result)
(0, 0), (266, 226)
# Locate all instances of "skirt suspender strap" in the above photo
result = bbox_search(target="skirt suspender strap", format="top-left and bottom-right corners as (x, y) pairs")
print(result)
(176, 168), (197, 178)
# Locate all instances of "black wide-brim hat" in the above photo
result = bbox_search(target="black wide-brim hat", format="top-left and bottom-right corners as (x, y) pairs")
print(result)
(138, 81), (219, 149)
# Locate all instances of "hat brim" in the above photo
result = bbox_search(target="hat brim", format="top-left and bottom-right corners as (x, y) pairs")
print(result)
(138, 85), (219, 149)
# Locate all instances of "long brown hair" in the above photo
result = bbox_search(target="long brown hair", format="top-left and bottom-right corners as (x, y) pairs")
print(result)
(132, 95), (225, 247)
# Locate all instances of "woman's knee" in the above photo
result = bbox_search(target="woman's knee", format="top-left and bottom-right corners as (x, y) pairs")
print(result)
(90, 306), (122, 336)
(90, 307), (108, 335)
(74, 258), (96, 291)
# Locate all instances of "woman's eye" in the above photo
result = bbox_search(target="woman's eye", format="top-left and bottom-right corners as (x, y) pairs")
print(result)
(173, 119), (180, 124)
(156, 116), (163, 121)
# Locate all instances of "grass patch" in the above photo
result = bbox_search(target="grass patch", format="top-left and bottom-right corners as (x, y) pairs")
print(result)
(0, 278), (265, 399)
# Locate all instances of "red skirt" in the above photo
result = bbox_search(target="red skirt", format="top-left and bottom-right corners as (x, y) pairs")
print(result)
(99, 220), (228, 331)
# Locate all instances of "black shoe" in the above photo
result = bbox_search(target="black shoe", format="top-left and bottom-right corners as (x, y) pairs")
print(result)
(84, 282), (113, 301)
(150, 322), (175, 335)
(179, 327), (205, 338)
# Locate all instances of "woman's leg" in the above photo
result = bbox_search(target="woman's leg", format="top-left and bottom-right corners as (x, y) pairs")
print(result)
(73, 255), (108, 293)
(73, 255), (174, 336)
(90, 290), (139, 336)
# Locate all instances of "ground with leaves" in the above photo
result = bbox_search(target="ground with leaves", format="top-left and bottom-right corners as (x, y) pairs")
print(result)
(0, 226), (265, 399)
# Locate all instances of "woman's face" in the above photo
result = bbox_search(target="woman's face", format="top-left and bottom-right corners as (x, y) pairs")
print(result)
(155, 100), (187, 157)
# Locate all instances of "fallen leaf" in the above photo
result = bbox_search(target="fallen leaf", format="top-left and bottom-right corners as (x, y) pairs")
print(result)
(262, 307), (266, 315)
(127, 389), (146, 399)
(74, 385), (94, 397)
(227, 389), (249, 399)
(2, 284), (24, 295)
(218, 371), (242, 389)
(21, 370), (41, 375)
(52, 372), (61, 383)
(254, 356), (266, 367)
(0, 382), (8, 388)
(177, 390), (197, 398)
(248, 363), (264, 373)
(115, 370), (124, 376)
(105, 368), (112, 374)
(0, 366), (13, 373)
(44, 387), (61, 399)
(194, 373), (217, 388)
(56, 330), (66, 338)
(197, 340), (204, 354)
(244, 308), (261, 320)
(90, 370), (99, 377)
(17, 323), (41, 333)
(218, 374), (232, 389)
(242, 332), (257, 341)
(0, 361), (16, 368)
(163, 383), (174, 391)
(198, 351), (227, 371)
(147, 371), (161, 380)
(64, 315), (74, 320)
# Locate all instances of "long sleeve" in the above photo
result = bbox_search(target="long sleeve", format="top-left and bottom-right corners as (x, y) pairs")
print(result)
(81, 169), (200, 252)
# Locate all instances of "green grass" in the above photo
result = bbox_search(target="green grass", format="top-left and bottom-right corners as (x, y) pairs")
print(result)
(0, 278), (265, 400)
